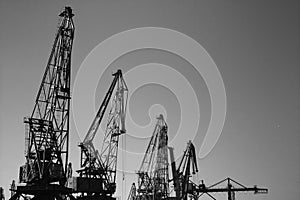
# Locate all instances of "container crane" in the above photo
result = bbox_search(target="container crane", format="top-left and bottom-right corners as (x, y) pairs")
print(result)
(10, 6), (75, 200)
(131, 114), (169, 200)
(70, 69), (128, 199)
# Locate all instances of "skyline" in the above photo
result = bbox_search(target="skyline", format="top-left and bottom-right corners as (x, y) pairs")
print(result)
(1, 1), (299, 200)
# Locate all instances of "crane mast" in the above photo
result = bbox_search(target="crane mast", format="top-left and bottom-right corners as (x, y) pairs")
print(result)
(136, 114), (169, 200)
(11, 7), (75, 200)
(76, 69), (128, 197)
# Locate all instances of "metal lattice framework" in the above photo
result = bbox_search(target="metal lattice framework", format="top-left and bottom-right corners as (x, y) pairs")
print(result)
(20, 6), (74, 186)
(78, 69), (128, 196)
(175, 141), (198, 200)
(136, 114), (169, 200)
(194, 177), (268, 200)
(100, 72), (128, 185)
(9, 7), (75, 200)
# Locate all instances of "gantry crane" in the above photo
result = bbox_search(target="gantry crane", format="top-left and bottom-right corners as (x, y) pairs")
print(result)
(10, 6), (75, 200)
(71, 69), (128, 199)
(192, 177), (268, 200)
(129, 114), (169, 200)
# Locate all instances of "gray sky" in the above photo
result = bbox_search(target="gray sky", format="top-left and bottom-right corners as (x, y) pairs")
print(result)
(0, 0), (299, 200)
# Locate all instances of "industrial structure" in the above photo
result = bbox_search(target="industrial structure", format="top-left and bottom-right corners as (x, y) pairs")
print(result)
(169, 141), (198, 200)
(134, 114), (169, 200)
(69, 69), (128, 200)
(10, 6), (75, 200)
(193, 177), (268, 200)
(8, 6), (268, 200)
(129, 138), (268, 200)
(127, 121), (200, 200)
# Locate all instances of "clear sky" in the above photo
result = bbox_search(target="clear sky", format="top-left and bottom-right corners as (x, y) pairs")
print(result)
(0, 0), (299, 200)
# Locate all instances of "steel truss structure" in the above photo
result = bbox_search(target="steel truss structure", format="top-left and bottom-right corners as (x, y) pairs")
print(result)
(10, 6), (75, 200)
(76, 69), (128, 199)
(135, 114), (169, 200)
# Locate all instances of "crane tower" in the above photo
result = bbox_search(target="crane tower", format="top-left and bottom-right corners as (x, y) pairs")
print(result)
(11, 7), (75, 200)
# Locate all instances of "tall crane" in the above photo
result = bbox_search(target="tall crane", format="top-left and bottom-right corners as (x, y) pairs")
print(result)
(134, 114), (169, 200)
(169, 141), (198, 200)
(74, 69), (128, 199)
(10, 6), (75, 200)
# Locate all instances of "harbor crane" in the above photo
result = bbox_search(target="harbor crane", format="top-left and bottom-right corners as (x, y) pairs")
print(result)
(10, 7), (75, 200)
(128, 114), (169, 200)
(169, 141), (268, 200)
(169, 141), (198, 200)
(71, 69), (128, 200)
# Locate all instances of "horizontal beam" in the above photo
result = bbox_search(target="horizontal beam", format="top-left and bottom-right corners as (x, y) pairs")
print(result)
(197, 187), (268, 194)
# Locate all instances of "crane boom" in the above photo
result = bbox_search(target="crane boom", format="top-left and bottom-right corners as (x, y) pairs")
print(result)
(100, 71), (128, 185)
(78, 69), (128, 196)
(83, 70), (121, 144)
(170, 141), (198, 200)
(136, 114), (169, 199)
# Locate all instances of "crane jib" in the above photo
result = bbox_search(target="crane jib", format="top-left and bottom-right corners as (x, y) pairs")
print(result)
(77, 69), (128, 196)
